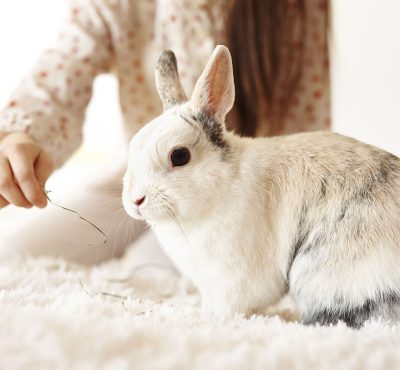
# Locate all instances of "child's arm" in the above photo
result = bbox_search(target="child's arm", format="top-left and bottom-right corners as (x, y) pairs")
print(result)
(0, 0), (114, 208)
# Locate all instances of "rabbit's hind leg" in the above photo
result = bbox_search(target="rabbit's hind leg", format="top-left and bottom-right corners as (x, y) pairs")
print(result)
(298, 291), (400, 328)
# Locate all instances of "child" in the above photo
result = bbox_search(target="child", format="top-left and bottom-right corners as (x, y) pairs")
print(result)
(0, 0), (330, 264)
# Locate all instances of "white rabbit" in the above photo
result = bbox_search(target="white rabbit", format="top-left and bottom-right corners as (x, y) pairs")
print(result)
(122, 45), (400, 328)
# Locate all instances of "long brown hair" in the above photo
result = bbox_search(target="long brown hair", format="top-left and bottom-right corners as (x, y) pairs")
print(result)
(227, 0), (318, 136)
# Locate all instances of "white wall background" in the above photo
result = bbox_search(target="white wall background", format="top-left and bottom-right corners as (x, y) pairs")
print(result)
(331, 0), (400, 156)
(0, 0), (399, 163)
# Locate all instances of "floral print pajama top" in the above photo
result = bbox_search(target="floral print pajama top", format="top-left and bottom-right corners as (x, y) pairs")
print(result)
(0, 0), (330, 168)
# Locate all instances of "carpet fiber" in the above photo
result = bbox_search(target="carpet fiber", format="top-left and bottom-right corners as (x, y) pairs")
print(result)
(1, 252), (400, 370)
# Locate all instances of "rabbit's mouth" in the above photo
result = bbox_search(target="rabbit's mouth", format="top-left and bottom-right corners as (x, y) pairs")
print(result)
(122, 192), (172, 223)
(122, 201), (145, 221)
(122, 189), (145, 221)
(131, 206), (145, 220)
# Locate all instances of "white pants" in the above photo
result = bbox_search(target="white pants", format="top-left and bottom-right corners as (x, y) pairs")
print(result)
(0, 171), (170, 266)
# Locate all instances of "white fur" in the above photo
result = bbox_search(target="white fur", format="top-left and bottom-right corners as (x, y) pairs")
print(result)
(123, 45), (400, 325)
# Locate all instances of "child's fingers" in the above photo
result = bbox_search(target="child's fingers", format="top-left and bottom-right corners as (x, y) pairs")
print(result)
(0, 194), (9, 208)
(0, 133), (54, 208)
(8, 149), (46, 208)
(0, 156), (32, 208)
(34, 151), (54, 201)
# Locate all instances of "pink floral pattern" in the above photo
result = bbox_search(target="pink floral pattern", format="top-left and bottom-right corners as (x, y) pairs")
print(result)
(0, 0), (329, 168)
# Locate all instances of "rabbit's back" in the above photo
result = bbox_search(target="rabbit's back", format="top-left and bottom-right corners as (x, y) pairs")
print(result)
(262, 131), (400, 327)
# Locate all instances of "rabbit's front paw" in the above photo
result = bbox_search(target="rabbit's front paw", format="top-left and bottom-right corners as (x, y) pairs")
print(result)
(265, 294), (300, 322)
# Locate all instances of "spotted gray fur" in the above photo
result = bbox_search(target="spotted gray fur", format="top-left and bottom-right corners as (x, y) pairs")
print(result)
(155, 50), (187, 110)
(193, 111), (226, 149)
(303, 292), (400, 328)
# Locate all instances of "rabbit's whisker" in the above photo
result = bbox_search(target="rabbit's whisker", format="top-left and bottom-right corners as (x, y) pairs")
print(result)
(158, 197), (191, 247)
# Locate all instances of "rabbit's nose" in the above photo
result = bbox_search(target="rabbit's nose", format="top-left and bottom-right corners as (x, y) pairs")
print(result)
(134, 196), (145, 207)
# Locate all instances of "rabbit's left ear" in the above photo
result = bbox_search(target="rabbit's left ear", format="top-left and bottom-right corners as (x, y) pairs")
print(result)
(155, 50), (188, 110)
(190, 45), (235, 123)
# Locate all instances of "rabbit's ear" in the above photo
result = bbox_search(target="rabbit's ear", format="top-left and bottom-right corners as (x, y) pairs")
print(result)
(190, 45), (235, 123)
(155, 50), (188, 110)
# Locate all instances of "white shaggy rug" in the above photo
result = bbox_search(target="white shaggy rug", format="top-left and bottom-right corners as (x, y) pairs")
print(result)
(1, 240), (400, 370)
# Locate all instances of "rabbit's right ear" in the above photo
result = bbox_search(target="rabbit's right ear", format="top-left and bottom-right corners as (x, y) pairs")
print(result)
(190, 45), (235, 123)
(155, 50), (188, 111)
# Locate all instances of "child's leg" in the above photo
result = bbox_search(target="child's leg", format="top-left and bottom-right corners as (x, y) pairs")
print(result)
(0, 184), (147, 265)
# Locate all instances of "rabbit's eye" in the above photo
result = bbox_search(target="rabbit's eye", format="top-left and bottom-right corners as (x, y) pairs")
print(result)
(171, 147), (191, 167)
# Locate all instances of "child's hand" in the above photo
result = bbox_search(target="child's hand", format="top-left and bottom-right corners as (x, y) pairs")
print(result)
(0, 132), (54, 208)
